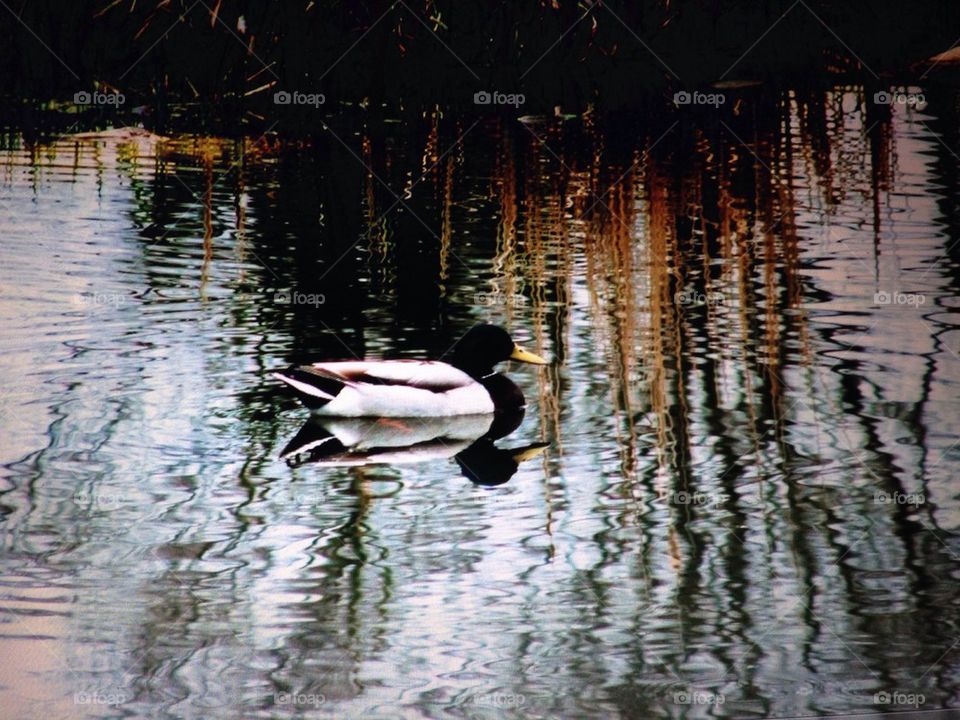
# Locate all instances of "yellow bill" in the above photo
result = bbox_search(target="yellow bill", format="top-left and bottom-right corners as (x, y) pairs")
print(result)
(509, 345), (548, 365)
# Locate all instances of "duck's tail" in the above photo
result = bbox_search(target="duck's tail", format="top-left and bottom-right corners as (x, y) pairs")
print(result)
(271, 367), (345, 409)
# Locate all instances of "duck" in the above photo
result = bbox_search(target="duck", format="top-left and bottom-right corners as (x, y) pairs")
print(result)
(272, 324), (548, 417)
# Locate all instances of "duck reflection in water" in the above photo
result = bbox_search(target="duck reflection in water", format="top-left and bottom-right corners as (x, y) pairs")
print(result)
(279, 406), (548, 486)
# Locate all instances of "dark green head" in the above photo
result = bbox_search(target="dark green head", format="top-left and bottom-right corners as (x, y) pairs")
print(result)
(448, 324), (548, 378)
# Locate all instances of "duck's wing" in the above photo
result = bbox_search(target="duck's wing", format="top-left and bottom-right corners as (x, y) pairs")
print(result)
(307, 361), (477, 391)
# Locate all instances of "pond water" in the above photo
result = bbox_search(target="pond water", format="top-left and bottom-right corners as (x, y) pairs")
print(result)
(2, 86), (960, 719)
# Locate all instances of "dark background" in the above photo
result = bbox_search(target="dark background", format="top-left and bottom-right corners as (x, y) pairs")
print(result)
(2, 0), (959, 132)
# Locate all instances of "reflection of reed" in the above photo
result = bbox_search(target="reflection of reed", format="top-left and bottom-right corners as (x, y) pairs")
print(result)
(439, 154), (455, 290)
(583, 156), (646, 478)
(644, 159), (679, 500)
(525, 162), (568, 452)
(362, 134), (391, 289)
(491, 126), (519, 322)
(199, 154), (214, 297)
(487, 89), (954, 699)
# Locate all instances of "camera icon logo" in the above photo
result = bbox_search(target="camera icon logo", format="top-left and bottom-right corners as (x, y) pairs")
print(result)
(274, 90), (292, 105)
(473, 90), (492, 105)
(874, 691), (891, 704)
(874, 291), (891, 305)
(673, 91), (691, 106)
(274, 291), (291, 304)
(74, 91), (91, 105)
(873, 91), (892, 105)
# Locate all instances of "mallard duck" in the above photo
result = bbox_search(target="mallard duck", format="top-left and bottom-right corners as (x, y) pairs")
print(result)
(272, 324), (547, 416)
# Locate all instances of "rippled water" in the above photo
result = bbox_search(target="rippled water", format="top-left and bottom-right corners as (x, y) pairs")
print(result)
(2, 87), (960, 719)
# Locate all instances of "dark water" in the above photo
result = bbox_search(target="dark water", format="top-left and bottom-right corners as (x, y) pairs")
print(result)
(1, 86), (960, 719)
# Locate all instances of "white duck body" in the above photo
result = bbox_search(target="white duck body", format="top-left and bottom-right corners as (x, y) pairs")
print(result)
(272, 360), (496, 417)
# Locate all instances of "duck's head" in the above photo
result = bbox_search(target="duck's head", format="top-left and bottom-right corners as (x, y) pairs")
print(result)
(449, 324), (548, 378)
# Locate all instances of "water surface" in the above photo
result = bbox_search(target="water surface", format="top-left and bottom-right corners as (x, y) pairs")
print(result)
(1, 88), (960, 718)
